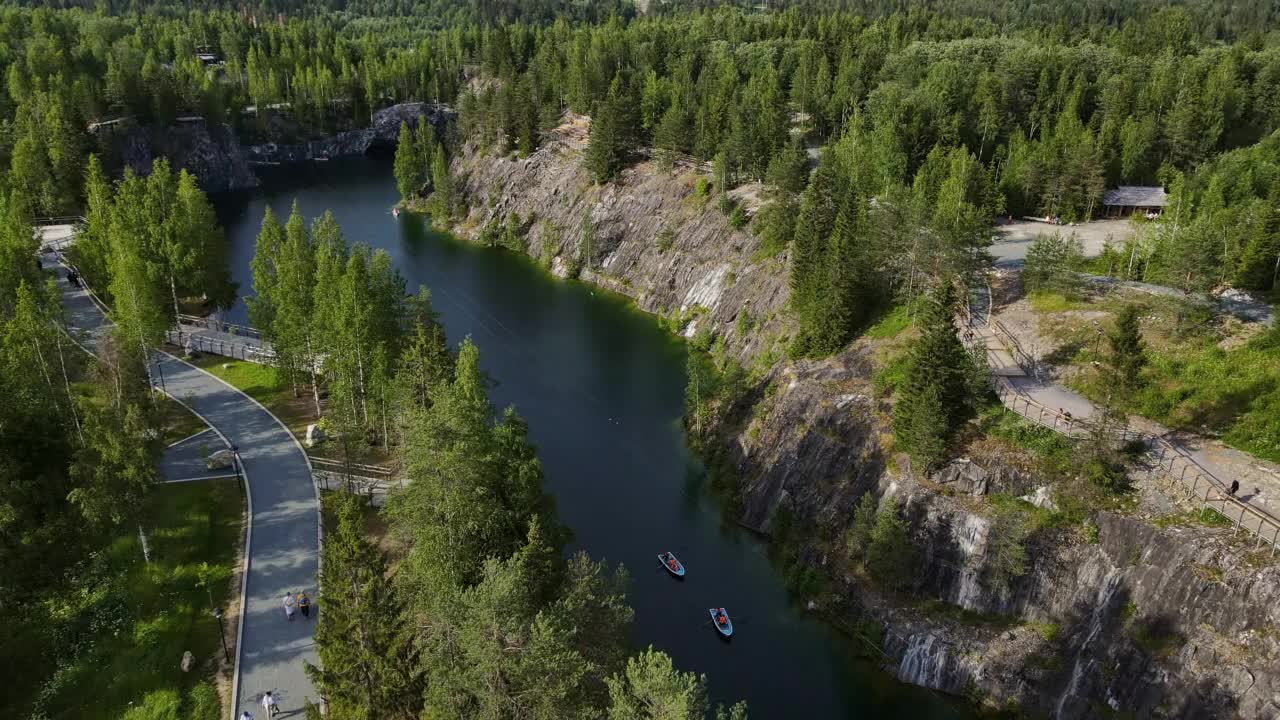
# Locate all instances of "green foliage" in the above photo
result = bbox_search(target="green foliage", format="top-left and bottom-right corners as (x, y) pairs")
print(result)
(606, 648), (747, 720)
(306, 495), (424, 719)
(655, 227), (676, 253)
(983, 504), (1032, 592)
(394, 120), (428, 200)
(585, 75), (636, 185)
(1121, 326), (1280, 462)
(6, 481), (240, 720)
(865, 500), (918, 591)
(1106, 304), (1148, 401)
(891, 285), (977, 469)
(845, 493), (878, 563)
(1024, 233), (1086, 296)
(728, 204), (748, 230)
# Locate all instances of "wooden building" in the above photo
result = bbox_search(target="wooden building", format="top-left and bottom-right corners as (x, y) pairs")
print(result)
(1101, 186), (1168, 218)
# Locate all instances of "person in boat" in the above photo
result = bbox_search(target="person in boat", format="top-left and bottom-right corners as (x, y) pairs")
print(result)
(716, 610), (727, 625)
(667, 555), (678, 571)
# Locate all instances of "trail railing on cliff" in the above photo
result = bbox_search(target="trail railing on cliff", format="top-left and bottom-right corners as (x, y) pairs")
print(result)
(965, 286), (1280, 554)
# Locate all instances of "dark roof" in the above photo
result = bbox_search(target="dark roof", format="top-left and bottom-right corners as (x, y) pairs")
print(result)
(1102, 186), (1168, 207)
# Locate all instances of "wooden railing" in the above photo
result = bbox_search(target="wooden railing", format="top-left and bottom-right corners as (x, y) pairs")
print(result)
(967, 285), (1280, 554)
(310, 457), (403, 506)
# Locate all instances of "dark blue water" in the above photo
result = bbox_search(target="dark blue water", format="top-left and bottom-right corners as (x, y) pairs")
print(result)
(214, 156), (969, 719)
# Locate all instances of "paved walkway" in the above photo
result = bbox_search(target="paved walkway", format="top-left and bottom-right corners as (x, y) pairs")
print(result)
(44, 251), (321, 719)
(971, 288), (1280, 534)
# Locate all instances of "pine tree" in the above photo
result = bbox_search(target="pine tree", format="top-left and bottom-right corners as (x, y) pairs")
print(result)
(864, 501), (918, 591)
(427, 144), (454, 228)
(393, 120), (425, 201)
(305, 496), (424, 720)
(1106, 303), (1147, 400)
(605, 648), (710, 720)
(585, 74), (634, 185)
(891, 284), (973, 469)
(1235, 186), (1280, 294)
(788, 156), (840, 325)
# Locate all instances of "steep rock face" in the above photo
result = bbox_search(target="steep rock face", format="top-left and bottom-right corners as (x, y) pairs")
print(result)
(452, 119), (790, 360)
(245, 103), (455, 164)
(449, 127), (1280, 718)
(727, 349), (883, 531)
(92, 118), (258, 192)
(860, 480), (1280, 717)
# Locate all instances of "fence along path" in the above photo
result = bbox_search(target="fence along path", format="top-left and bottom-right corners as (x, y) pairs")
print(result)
(965, 283), (1280, 554)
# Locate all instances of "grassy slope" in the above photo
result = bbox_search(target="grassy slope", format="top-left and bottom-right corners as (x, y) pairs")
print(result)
(1042, 291), (1280, 462)
(11, 480), (242, 720)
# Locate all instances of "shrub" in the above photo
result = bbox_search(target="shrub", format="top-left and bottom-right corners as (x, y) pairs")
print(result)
(655, 228), (675, 253)
(183, 682), (220, 720)
(729, 205), (748, 229)
(865, 500), (918, 590)
(845, 493), (878, 564)
(120, 689), (181, 720)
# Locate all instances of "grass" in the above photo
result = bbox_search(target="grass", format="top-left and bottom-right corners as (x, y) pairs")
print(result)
(1151, 507), (1233, 529)
(157, 393), (209, 444)
(10, 480), (242, 720)
(187, 356), (398, 465)
(1027, 290), (1090, 314)
(864, 302), (918, 339)
(187, 355), (317, 439)
(1130, 332), (1280, 462)
(1029, 286), (1280, 462)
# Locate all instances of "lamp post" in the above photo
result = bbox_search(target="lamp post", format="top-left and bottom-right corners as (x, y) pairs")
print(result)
(154, 357), (167, 394)
(212, 607), (230, 662)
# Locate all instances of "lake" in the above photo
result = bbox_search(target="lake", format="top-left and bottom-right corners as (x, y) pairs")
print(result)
(215, 155), (968, 719)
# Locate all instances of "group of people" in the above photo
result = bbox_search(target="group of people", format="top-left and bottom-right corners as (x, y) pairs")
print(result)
(240, 691), (280, 720)
(283, 590), (311, 620)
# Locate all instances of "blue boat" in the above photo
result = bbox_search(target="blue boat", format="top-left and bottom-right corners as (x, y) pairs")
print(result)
(658, 552), (686, 578)
(709, 607), (733, 637)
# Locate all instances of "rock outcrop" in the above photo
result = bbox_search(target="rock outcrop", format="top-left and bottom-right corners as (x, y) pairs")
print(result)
(453, 117), (791, 362)
(449, 121), (1280, 718)
(245, 102), (455, 165)
(92, 117), (258, 192)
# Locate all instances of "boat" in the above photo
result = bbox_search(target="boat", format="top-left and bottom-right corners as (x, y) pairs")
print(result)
(658, 552), (685, 578)
(709, 607), (733, 638)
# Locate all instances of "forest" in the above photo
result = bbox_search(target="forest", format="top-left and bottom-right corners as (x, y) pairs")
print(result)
(1, 0), (1279, 715)
(439, 4), (1280, 354)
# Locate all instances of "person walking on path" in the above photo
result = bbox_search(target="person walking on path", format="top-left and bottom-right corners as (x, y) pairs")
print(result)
(262, 691), (279, 718)
(240, 713), (253, 720)
(298, 591), (311, 619)
(1230, 480), (1240, 496)
(283, 592), (296, 621)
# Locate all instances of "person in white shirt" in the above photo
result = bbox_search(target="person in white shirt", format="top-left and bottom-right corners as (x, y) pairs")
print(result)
(239, 712), (253, 720)
(283, 592), (296, 621)
(262, 690), (279, 718)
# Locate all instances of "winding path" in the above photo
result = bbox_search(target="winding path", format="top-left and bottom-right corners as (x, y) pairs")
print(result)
(41, 231), (320, 719)
(967, 273), (1280, 550)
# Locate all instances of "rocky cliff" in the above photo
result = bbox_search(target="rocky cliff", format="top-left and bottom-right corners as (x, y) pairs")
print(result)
(449, 121), (1280, 719)
(91, 117), (259, 192)
(90, 103), (453, 192)
(452, 117), (791, 362)
(245, 103), (455, 165)
(730, 348), (1280, 718)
